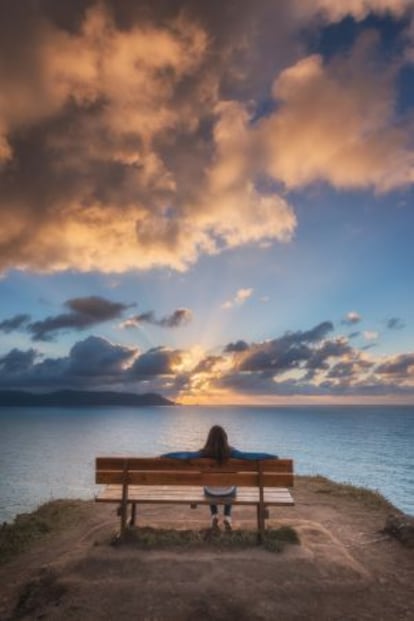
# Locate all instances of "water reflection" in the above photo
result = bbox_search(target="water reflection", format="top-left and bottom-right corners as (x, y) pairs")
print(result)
(0, 405), (413, 521)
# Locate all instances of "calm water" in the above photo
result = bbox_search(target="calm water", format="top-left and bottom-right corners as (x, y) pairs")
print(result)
(0, 405), (413, 522)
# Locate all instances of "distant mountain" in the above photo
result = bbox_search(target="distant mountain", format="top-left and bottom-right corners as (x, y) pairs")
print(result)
(0, 390), (175, 407)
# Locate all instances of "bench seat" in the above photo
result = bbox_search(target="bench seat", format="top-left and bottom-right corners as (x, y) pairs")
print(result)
(96, 484), (295, 506)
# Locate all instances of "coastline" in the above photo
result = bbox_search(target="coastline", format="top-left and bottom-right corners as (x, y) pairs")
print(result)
(1, 476), (413, 620)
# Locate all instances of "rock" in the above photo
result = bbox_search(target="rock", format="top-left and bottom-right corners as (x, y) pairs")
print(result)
(384, 513), (414, 548)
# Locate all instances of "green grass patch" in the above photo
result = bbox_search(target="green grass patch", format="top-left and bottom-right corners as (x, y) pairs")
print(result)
(118, 525), (299, 553)
(300, 475), (395, 511)
(0, 500), (91, 565)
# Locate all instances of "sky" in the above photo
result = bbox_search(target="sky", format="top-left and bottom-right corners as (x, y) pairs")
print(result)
(0, 0), (414, 404)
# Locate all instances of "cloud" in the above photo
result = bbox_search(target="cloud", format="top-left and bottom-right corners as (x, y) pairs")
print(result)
(2, 2), (413, 275)
(224, 340), (250, 353)
(376, 353), (414, 376)
(129, 347), (183, 377)
(192, 355), (225, 374)
(28, 296), (130, 340)
(305, 337), (352, 371)
(236, 289), (254, 303)
(233, 321), (334, 373)
(222, 288), (254, 310)
(327, 358), (374, 379)
(0, 337), (191, 395)
(0, 336), (137, 388)
(363, 330), (379, 341)
(121, 308), (192, 329)
(0, 1), (297, 275)
(0, 348), (39, 373)
(296, 0), (414, 22)
(0, 317), (414, 398)
(66, 336), (137, 378)
(386, 317), (405, 330)
(0, 314), (31, 333)
(260, 32), (414, 192)
(341, 311), (362, 325)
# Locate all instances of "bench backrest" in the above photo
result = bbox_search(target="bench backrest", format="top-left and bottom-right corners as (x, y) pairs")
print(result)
(96, 457), (294, 487)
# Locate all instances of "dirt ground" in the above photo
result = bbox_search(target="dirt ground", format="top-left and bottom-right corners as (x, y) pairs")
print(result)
(0, 477), (413, 621)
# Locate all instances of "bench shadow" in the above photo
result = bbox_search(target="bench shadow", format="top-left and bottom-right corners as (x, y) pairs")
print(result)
(110, 524), (300, 552)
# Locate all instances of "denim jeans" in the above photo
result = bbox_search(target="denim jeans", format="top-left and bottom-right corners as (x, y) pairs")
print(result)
(209, 503), (232, 517)
(204, 486), (236, 518)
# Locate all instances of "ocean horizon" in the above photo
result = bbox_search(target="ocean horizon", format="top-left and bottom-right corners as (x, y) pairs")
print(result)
(0, 403), (413, 523)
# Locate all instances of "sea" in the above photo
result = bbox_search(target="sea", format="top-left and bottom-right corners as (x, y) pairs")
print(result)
(0, 404), (413, 523)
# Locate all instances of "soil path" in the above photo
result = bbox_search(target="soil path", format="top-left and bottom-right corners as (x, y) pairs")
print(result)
(0, 477), (413, 621)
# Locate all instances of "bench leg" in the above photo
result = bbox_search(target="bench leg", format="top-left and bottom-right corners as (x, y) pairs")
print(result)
(129, 503), (137, 526)
(256, 504), (266, 544)
(120, 502), (128, 537)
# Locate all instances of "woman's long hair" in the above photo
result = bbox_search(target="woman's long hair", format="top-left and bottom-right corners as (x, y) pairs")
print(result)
(201, 425), (231, 464)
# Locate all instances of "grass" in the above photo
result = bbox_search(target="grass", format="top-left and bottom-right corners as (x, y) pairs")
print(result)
(13, 568), (67, 619)
(300, 475), (397, 511)
(0, 500), (92, 565)
(118, 524), (300, 553)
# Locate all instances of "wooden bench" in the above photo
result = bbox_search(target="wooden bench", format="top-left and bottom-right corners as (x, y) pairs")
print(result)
(95, 456), (294, 541)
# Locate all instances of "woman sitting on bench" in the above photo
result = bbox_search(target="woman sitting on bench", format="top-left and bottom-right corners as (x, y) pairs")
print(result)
(162, 425), (277, 531)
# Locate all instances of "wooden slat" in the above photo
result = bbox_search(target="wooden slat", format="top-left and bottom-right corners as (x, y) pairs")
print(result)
(98, 484), (293, 497)
(96, 457), (293, 473)
(95, 485), (294, 506)
(96, 470), (294, 487)
(96, 485), (294, 498)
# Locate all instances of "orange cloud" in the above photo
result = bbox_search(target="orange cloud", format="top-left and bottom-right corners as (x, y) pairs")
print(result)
(261, 33), (414, 191)
(0, 2), (413, 275)
(0, 3), (297, 274)
(295, 0), (413, 22)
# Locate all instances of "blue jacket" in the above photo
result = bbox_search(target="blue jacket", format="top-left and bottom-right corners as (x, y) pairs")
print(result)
(161, 448), (278, 498)
(161, 448), (278, 460)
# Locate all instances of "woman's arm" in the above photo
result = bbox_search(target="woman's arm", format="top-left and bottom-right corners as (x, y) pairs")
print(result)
(230, 448), (278, 460)
(160, 450), (202, 459)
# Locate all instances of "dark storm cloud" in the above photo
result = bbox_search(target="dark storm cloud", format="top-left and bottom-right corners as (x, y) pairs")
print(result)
(327, 358), (373, 379)
(0, 348), (39, 373)
(206, 320), (397, 397)
(236, 321), (334, 373)
(123, 308), (192, 329)
(66, 296), (130, 320)
(28, 296), (130, 340)
(129, 347), (182, 377)
(215, 371), (330, 397)
(298, 321), (334, 342)
(0, 314), (31, 333)
(317, 377), (414, 397)
(224, 340), (250, 353)
(66, 336), (137, 377)
(238, 343), (311, 373)
(0, 336), (137, 389)
(0, 315), (414, 397)
(376, 353), (414, 376)
(305, 338), (352, 370)
(214, 367), (414, 397)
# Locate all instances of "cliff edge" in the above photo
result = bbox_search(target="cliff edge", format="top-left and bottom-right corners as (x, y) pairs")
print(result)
(0, 476), (413, 621)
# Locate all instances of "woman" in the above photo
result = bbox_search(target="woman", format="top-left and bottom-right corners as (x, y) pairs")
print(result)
(162, 425), (277, 531)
